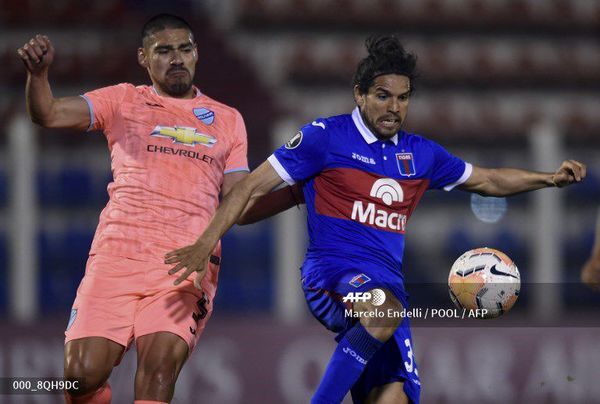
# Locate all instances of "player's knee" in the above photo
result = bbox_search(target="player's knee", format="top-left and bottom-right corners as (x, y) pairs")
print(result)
(355, 289), (403, 342)
(64, 356), (111, 396)
(136, 361), (178, 392)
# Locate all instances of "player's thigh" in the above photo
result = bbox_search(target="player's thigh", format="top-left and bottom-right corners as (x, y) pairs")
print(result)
(365, 381), (409, 404)
(134, 285), (213, 354)
(64, 337), (125, 387)
(66, 254), (142, 347)
(136, 331), (189, 376)
(302, 285), (354, 333)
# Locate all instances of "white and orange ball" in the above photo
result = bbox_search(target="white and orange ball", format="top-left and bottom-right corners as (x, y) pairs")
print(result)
(448, 247), (520, 318)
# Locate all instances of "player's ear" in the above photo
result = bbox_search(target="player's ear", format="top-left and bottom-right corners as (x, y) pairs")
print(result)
(137, 47), (148, 69)
(192, 43), (199, 64)
(353, 85), (365, 108)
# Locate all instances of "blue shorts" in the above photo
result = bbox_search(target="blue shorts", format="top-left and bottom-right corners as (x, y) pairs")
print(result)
(302, 271), (421, 404)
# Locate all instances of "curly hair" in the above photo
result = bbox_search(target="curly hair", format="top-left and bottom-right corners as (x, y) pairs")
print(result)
(353, 35), (417, 94)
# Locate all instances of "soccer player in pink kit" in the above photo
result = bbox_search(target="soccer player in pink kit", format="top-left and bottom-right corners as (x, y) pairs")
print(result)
(17, 14), (292, 404)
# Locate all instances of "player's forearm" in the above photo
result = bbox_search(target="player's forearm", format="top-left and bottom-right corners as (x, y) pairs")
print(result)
(238, 184), (303, 225)
(481, 168), (554, 197)
(197, 161), (284, 249)
(197, 178), (259, 249)
(25, 71), (57, 126)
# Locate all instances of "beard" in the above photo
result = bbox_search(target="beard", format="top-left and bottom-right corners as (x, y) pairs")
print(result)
(162, 69), (193, 97)
(165, 81), (192, 97)
(361, 109), (402, 140)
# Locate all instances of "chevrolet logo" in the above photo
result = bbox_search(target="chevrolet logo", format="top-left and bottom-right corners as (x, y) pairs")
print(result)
(150, 126), (217, 147)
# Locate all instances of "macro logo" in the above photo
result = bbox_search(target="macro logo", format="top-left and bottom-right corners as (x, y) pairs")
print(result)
(150, 125), (217, 148)
(351, 178), (407, 231)
(369, 178), (404, 206)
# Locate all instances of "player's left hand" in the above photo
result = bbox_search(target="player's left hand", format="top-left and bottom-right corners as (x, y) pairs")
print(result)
(165, 242), (210, 289)
(552, 160), (586, 187)
(581, 258), (600, 292)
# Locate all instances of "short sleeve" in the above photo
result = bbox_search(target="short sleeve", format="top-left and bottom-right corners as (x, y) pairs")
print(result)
(427, 139), (472, 191)
(224, 110), (249, 174)
(268, 119), (330, 185)
(80, 84), (129, 132)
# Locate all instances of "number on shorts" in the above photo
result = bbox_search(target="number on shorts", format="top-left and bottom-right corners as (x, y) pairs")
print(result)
(404, 338), (414, 374)
(193, 293), (210, 322)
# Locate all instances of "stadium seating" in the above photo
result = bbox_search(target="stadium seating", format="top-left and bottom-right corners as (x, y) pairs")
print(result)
(218, 221), (273, 311)
(0, 0), (597, 315)
(38, 226), (93, 312)
(238, 0), (599, 31)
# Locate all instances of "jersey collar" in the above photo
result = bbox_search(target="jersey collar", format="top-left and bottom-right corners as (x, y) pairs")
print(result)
(351, 107), (399, 145)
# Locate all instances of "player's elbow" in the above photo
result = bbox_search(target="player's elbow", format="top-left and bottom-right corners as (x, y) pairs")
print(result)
(236, 196), (260, 226)
(236, 217), (252, 226)
(29, 112), (59, 128)
(474, 172), (508, 197)
(477, 181), (515, 197)
(475, 187), (499, 197)
(236, 214), (252, 226)
(29, 113), (48, 127)
(476, 187), (508, 198)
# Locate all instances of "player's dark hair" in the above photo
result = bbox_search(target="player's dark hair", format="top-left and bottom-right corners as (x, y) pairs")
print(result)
(353, 35), (417, 94)
(142, 14), (194, 44)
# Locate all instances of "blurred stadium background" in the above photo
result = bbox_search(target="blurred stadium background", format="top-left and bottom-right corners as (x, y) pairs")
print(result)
(0, 0), (599, 402)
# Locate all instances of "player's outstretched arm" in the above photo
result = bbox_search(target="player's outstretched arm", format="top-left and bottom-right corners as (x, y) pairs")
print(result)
(459, 160), (586, 197)
(220, 172), (303, 225)
(581, 210), (600, 292)
(237, 183), (304, 225)
(17, 35), (90, 130)
(165, 160), (284, 288)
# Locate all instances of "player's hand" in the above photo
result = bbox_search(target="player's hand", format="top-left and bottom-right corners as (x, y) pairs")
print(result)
(165, 242), (211, 289)
(551, 160), (586, 188)
(581, 258), (600, 292)
(17, 35), (55, 75)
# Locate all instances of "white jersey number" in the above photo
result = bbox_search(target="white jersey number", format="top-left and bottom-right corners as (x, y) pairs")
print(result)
(404, 338), (418, 376)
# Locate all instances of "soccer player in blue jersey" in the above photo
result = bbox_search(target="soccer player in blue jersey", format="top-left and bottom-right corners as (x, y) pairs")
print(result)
(165, 35), (586, 403)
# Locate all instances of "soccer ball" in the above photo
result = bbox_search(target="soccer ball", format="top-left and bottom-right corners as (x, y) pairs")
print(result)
(448, 247), (520, 318)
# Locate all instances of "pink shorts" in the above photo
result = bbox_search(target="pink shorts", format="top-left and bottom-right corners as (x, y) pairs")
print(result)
(65, 254), (219, 354)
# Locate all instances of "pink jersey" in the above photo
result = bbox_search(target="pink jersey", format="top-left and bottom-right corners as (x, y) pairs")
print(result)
(82, 84), (248, 261)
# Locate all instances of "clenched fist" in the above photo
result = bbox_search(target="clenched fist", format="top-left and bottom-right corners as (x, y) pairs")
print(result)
(552, 160), (586, 188)
(17, 34), (55, 75)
